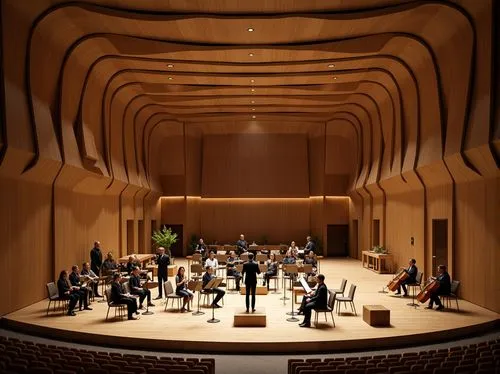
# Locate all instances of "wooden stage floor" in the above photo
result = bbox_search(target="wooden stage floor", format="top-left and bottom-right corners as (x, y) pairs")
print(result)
(3, 258), (499, 353)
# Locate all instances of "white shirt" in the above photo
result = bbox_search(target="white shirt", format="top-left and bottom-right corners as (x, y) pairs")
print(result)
(205, 258), (219, 270)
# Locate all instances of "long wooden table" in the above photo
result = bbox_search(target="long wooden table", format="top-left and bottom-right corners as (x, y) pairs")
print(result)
(118, 254), (156, 267)
(362, 251), (392, 274)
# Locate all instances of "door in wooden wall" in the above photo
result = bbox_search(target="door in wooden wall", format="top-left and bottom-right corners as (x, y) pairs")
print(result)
(352, 219), (359, 258)
(327, 224), (349, 257)
(161, 224), (184, 257)
(432, 219), (448, 271)
(138, 220), (144, 253)
(372, 219), (380, 246)
(126, 220), (135, 254)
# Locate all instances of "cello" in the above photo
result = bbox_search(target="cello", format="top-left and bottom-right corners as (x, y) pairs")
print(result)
(417, 278), (440, 303)
(387, 269), (409, 292)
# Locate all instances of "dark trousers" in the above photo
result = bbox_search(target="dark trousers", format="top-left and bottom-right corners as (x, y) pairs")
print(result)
(65, 294), (79, 313)
(302, 301), (317, 324)
(132, 289), (151, 305)
(210, 288), (225, 305)
(158, 272), (167, 297)
(120, 296), (138, 318)
(228, 271), (242, 290)
(263, 271), (277, 288)
(429, 293), (443, 307)
(245, 283), (257, 310)
(76, 288), (89, 308)
(397, 278), (414, 294)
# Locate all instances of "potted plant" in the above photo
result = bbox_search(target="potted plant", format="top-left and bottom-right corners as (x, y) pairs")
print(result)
(372, 245), (386, 254)
(151, 226), (178, 256)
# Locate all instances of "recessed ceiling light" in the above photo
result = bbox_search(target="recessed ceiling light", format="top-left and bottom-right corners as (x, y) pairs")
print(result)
(168, 77), (173, 80)
(252, 115), (256, 119)
(251, 88), (255, 92)
(251, 108), (256, 111)
(328, 64), (335, 68)
(333, 76), (337, 80)
(167, 64), (174, 68)
(247, 28), (254, 32)
(250, 79), (255, 83)
(249, 53), (254, 57)
(251, 100), (255, 104)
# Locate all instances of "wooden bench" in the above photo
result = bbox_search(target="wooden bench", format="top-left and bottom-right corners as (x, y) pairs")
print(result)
(234, 308), (266, 327)
(363, 305), (390, 326)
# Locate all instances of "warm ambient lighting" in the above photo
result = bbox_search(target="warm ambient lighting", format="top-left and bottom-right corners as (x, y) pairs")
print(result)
(252, 115), (256, 119)
(247, 27), (254, 32)
(168, 77), (173, 80)
(167, 64), (174, 68)
(248, 53), (254, 57)
(163, 196), (348, 202)
(251, 88), (255, 92)
(333, 76), (337, 80)
(250, 79), (255, 83)
(160, 196), (185, 200)
(328, 64), (335, 68)
(251, 100), (255, 104)
(251, 108), (256, 111)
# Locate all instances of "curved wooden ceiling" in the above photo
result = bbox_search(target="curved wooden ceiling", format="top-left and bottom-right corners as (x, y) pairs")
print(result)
(2, 0), (495, 193)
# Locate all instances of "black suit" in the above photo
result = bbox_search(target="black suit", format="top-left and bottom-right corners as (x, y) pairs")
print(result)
(156, 253), (170, 297)
(129, 274), (150, 306)
(57, 278), (79, 313)
(242, 260), (261, 310)
(429, 272), (451, 307)
(398, 265), (418, 295)
(110, 281), (137, 319)
(236, 239), (248, 255)
(202, 272), (225, 305)
(69, 272), (89, 309)
(90, 247), (102, 275)
(305, 240), (316, 254)
(300, 283), (328, 325)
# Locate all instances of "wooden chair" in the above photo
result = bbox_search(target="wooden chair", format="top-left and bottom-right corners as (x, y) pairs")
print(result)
(256, 254), (267, 263)
(331, 278), (347, 296)
(163, 281), (183, 311)
(240, 253), (249, 262)
(190, 264), (203, 281)
(407, 272), (423, 307)
(314, 290), (336, 327)
(104, 288), (126, 320)
(46, 282), (68, 316)
(441, 280), (460, 311)
(336, 284), (357, 315)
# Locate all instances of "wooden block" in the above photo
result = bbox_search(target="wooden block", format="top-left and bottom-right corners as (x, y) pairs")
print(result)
(234, 308), (267, 327)
(363, 305), (390, 326)
(168, 265), (178, 277)
(239, 286), (268, 295)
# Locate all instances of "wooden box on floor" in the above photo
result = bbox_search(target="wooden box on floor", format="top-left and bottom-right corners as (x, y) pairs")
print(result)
(234, 308), (266, 327)
(239, 286), (268, 295)
(363, 305), (390, 326)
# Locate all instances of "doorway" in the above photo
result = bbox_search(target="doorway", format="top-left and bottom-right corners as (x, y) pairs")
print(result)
(432, 219), (448, 271)
(126, 220), (135, 254)
(327, 224), (349, 257)
(138, 220), (144, 253)
(372, 219), (380, 247)
(352, 219), (359, 258)
(160, 224), (184, 257)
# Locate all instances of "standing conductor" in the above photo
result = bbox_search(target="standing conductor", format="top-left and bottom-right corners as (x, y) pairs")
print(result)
(242, 253), (261, 313)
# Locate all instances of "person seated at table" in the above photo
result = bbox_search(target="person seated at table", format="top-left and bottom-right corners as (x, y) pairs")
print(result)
(298, 274), (327, 327)
(236, 234), (248, 256)
(426, 265), (451, 311)
(126, 255), (143, 275)
(129, 267), (154, 310)
(101, 252), (119, 275)
(262, 253), (278, 290)
(68, 265), (92, 311)
(204, 251), (219, 273)
(303, 251), (318, 281)
(395, 258), (418, 297)
(57, 270), (82, 316)
(196, 238), (207, 258)
(202, 266), (225, 308)
(287, 241), (299, 258)
(226, 251), (242, 291)
(81, 262), (102, 298)
(110, 273), (139, 320)
(175, 266), (194, 312)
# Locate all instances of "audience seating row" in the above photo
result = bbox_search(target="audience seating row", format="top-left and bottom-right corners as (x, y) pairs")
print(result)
(0, 336), (214, 374)
(288, 339), (500, 374)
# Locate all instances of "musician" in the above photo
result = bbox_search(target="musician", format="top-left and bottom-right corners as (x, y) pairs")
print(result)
(287, 241), (299, 258)
(303, 251), (318, 280)
(262, 253), (278, 290)
(226, 251), (242, 291)
(305, 236), (317, 255)
(298, 274), (328, 328)
(202, 266), (225, 308)
(57, 270), (80, 316)
(426, 265), (451, 311)
(90, 241), (103, 276)
(102, 252), (119, 275)
(155, 247), (170, 300)
(110, 273), (139, 320)
(81, 262), (101, 298)
(196, 238), (207, 258)
(205, 251), (219, 273)
(175, 266), (194, 312)
(242, 253), (261, 313)
(283, 252), (297, 281)
(395, 258), (418, 296)
(68, 265), (92, 311)
(236, 234), (248, 256)
(129, 267), (154, 310)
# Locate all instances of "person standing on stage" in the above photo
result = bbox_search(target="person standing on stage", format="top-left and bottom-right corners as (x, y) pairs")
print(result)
(236, 234), (248, 256)
(242, 253), (261, 313)
(90, 241), (103, 276)
(298, 274), (328, 327)
(155, 247), (170, 300)
(305, 236), (316, 254)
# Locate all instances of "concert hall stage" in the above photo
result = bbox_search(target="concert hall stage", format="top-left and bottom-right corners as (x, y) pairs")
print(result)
(2, 258), (498, 353)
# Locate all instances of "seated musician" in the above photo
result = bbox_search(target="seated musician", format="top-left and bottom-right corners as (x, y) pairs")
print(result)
(202, 266), (225, 308)
(57, 270), (81, 316)
(298, 274), (328, 328)
(303, 251), (318, 280)
(287, 241), (299, 259)
(226, 251), (242, 291)
(236, 234), (248, 256)
(426, 265), (451, 311)
(395, 258), (418, 296)
(175, 266), (194, 312)
(111, 273), (139, 320)
(126, 255), (144, 276)
(204, 251), (219, 273)
(262, 253), (278, 290)
(129, 267), (154, 310)
(283, 252), (297, 281)
(196, 238), (207, 258)
(101, 252), (119, 275)
(68, 265), (92, 311)
(81, 262), (102, 298)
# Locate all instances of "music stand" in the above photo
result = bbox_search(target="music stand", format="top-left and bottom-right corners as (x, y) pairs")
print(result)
(378, 285), (389, 294)
(286, 267), (299, 320)
(189, 280), (205, 316)
(204, 278), (222, 323)
(142, 278), (156, 315)
(281, 264), (291, 303)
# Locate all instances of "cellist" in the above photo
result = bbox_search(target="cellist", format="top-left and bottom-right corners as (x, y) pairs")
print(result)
(395, 258), (418, 296)
(425, 265), (451, 311)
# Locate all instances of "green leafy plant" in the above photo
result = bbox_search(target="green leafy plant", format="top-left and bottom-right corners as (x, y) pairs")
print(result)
(152, 226), (178, 250)
(372, 245), (386, 254)
(189, 233), (199, 252)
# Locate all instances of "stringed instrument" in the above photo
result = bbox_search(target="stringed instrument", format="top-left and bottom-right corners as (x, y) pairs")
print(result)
(417, 279), (440, 303)
(387, 269), (409, 291)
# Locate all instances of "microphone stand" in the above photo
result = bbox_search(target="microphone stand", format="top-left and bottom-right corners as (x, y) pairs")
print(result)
(192, 289), (204, 316)
(207, 288), (220, 324)
(280, 265), (289, 303)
